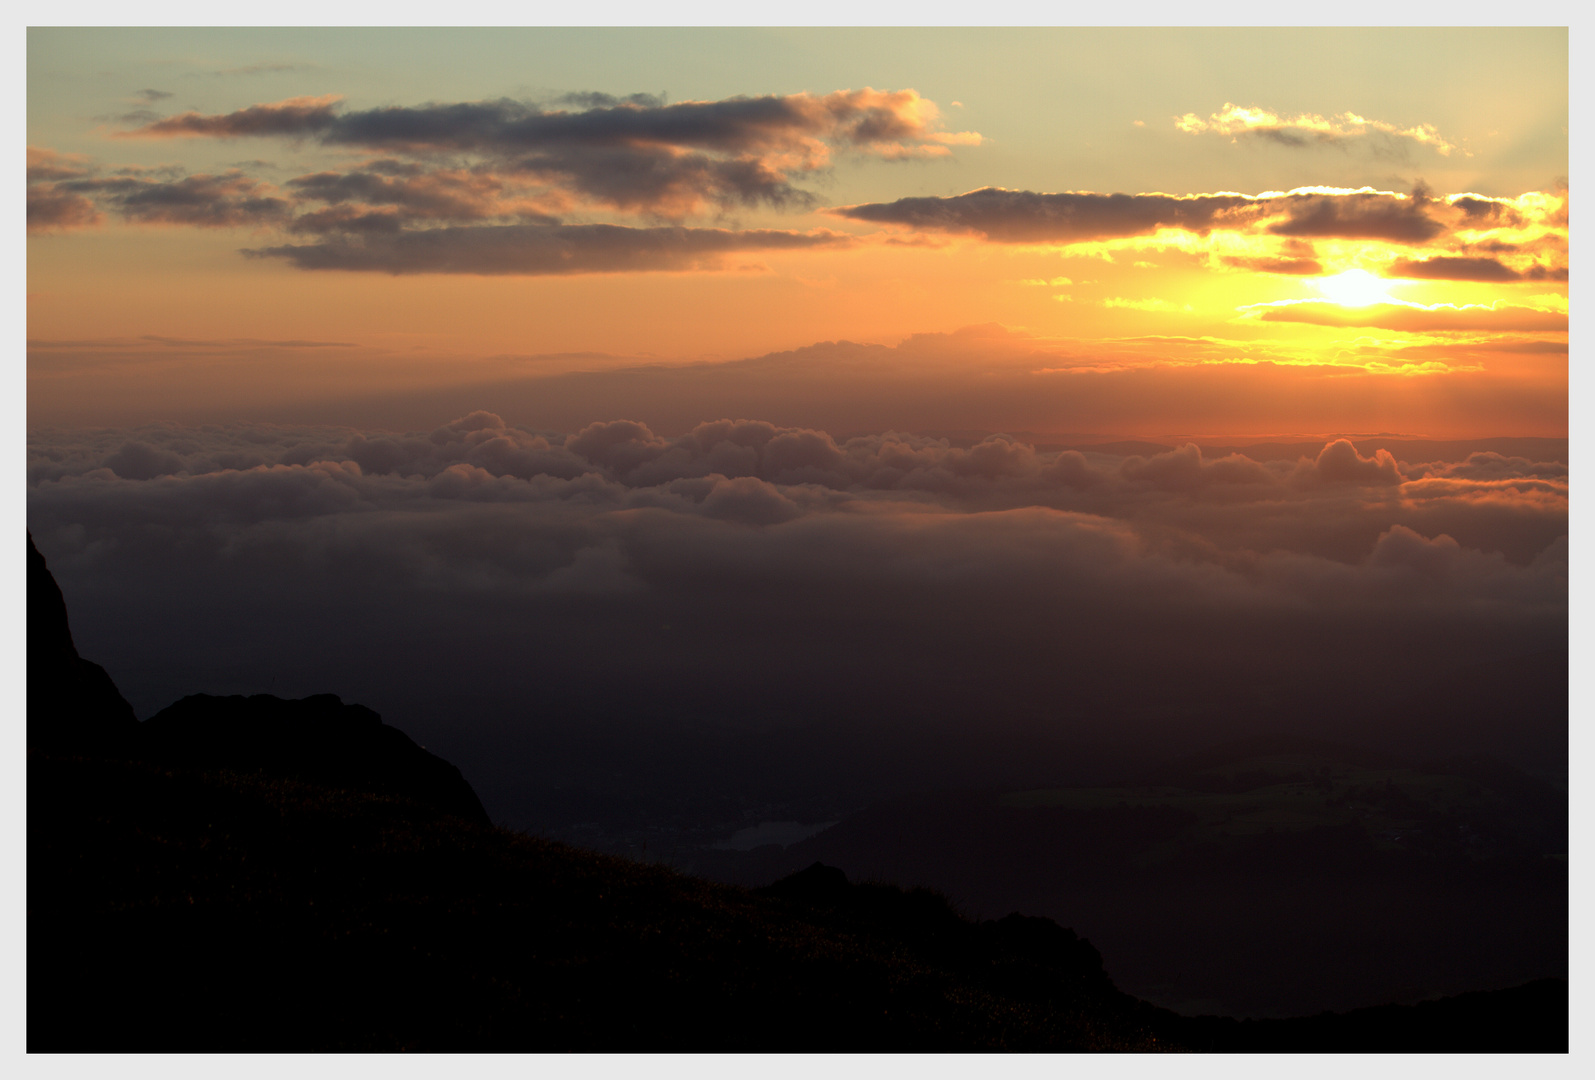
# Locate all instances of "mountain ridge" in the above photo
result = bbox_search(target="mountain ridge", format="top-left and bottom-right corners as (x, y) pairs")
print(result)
(25, 531), (1567, 1051)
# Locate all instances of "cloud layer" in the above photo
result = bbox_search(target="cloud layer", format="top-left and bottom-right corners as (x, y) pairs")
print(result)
(30, 413), (1565, 574)
(29, 414), (1566, 818)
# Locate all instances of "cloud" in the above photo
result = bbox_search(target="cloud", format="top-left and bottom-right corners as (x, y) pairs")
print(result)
(102, 442), (188, 481)
(1174, 102), (1465, 157)
(27, 146), (95, 183)
(831, 188), (1257, 243)
(28, 419), (1565, 768)
(1296, 439), (1402, 486)
(118, 89), (980, 219)
(118, 94), (344, 138)
(1220, 255), (1323, 275)
(1117, 443), (1277, 491)
(57, 170), (291, 228)
(1403, 452), (1566, 483)
(243, 222), (852, 275)
(1387, 256), (1568, 282)
(552, 91), (666, 110)
(27, 185), (102, 234)
(29, 413), (1565, 813)
(830, 186), (1568, 261)
(1247, 300), (1568, 333)
(1265, 189), (1445, 243)
(27, 147), (103, 233)
(280, 165), (566, 234)
(29, 414), (1566, 556)
(48, 89), (980, 274)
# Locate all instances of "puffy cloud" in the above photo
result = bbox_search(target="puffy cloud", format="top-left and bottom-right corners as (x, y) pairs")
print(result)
(29, 414), (1565, 568)
(28, 414), (1565, 801)
(1403, 451), (1566, 483)
(698, 475), (803, 525)
(1296, 439), (1402, 487)
(103, 442), (187, 481)
(1119, 443), (1278, 491)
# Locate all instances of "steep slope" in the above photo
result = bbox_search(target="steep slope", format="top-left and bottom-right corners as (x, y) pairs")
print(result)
(140, 692), (489, 825)
(26, 532), (137, 751)
(28, 751), (1163, 1051)
(24, 532), (1567, 1051)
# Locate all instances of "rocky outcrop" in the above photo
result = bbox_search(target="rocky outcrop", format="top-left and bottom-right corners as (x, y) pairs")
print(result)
(27, 531), (488, 825)
(27, 532), (137, 752)
(140, 693), (489, 825)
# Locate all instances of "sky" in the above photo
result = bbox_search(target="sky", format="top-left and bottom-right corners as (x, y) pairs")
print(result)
(26, 26), (1568, 438)
(22, 26), (1572, 848)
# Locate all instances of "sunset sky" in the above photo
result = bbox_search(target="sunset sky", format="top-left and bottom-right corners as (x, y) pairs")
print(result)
(15, 23), (1578, 1042)
(24, 26), (1571, 853)
(27, 26), (1568, 437)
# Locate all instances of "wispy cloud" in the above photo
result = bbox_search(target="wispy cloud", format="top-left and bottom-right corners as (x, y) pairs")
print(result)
(1244, 300), (1568, 333)
(58, 170), (291, 228)
(120, 94), (343, 138)
(1174, 102), (1467, 157)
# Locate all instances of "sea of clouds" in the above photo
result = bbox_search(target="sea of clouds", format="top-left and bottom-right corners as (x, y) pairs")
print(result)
(28, 414), (1568, 820)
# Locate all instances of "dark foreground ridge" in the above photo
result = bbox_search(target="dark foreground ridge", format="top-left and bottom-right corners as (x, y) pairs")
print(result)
(26, 533), (1567, 1051)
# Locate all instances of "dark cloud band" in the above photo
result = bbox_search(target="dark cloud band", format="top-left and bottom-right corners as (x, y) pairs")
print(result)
(244, 222), (853, 275)
(831, 187), (1508, 246)
(1388, 256), (1568, 282)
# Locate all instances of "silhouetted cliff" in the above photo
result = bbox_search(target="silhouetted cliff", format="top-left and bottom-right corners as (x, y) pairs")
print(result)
(27, 531), (136, 751)
(140, 692), (488, 825)
(25, 531), (1568, 1051)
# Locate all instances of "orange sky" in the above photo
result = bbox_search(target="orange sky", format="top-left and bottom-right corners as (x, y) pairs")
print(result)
(26, 28), (1567, 437)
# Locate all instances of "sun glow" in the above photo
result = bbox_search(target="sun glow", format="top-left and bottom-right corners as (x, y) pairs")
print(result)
(1315, 269), (1398, 308)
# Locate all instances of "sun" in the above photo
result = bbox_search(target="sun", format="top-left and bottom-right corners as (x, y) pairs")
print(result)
(1315, 269), (1397, 307)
